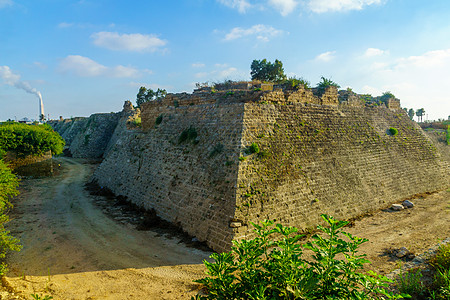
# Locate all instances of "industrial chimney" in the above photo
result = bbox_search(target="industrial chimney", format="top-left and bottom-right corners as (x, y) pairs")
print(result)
(38, 92), (45, 122)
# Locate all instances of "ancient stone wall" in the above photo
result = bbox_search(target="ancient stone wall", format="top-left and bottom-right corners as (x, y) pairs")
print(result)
(93, 102), (247, 251)
(232, 103), (449, 243)
(58, 87), (449, 252)
(50, 113), (120, 158)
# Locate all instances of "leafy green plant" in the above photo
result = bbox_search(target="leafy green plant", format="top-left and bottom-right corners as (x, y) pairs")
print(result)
(0, 122), (65, 158)
(389, 127), (399, 136)
(194, 215), (408, 299)
(446, 125), (450, 145)
(132, 117), (142, 127)
(178, 126), (198, 144)
(396, 268), (425, 297)
(282, 76), (311, 89)
(31, 294), (53, 300)
(431, 243), (450, 270)
(209, 143), (224, 158)
(239, 156), (246, 161)
(316, 76), (340, 96)
(0, 159), (22, 275)
(245, 143), (260, 154)
(155, 114), (163, 125)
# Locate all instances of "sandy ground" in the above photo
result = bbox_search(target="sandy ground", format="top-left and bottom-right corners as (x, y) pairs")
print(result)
(2, 157), (449, 299)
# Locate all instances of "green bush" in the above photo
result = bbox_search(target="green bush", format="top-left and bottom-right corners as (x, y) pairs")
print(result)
(0, 160), (22, 275)
(389, 127), (399, 136)
(245, 143), (260, 154)
(194, 214), (408, 299)
(396, 268), (425, 297)
(0, 122), (65, 158)
(446, 125), (450, 145)
(316, 77), (340, 96)
(209, 143), (224, 158)
(178, 126), (198, 144)
(133, 117), (142, 127)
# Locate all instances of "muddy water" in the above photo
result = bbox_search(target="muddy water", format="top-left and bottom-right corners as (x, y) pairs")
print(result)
(13, 158), (62, 178)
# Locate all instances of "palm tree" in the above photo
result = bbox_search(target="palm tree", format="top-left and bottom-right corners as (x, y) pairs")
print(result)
(416, 108), (425, 122)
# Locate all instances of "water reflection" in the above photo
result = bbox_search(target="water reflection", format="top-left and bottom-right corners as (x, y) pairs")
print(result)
(13, 158), (62, 178)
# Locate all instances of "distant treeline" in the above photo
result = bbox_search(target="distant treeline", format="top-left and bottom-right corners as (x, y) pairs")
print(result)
(0, 122), (65, 159)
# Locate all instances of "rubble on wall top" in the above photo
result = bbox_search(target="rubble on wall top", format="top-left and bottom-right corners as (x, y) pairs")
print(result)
(140, 80), (401, 111)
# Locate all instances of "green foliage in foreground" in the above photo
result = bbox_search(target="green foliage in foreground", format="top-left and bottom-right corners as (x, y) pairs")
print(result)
(446, 125), (450, 145)
(194, 215), (409, 300)
(0, 122), (65, 158)
(0, 160), (22, 275)
(31, 294), (53, 300)
(396, 243), (450, 299)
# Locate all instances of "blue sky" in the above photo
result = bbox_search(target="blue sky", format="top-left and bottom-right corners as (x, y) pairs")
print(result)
(1, 0), (450, 121)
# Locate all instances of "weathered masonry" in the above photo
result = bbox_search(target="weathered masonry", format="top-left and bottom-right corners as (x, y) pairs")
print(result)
(53, 85), (450, 252)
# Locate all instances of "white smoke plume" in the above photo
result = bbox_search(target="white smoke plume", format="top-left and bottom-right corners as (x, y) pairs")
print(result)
(0, 65), (42, 98)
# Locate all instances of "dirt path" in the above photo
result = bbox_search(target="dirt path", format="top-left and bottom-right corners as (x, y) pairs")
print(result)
(2, 157), (449, 299)
(4, 158), (211, 300)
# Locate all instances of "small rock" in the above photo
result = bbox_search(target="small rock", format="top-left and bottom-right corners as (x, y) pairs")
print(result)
(229, 221), (242, 228)
(402, 200), (414, 208)
(407, 253), (416, 260)
(192, 237), (199, 242)
(391, 204), (404, 211)
(396, 247), (409, 258)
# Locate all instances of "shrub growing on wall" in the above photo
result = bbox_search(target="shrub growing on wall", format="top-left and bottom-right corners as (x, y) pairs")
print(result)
(389, 127), (399, 136)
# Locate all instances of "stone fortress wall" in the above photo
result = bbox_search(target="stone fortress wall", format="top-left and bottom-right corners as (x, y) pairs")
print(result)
(51, 83), (449, 252)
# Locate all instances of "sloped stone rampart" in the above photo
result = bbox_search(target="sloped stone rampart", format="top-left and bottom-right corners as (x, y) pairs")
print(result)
(50, 113), (120, 158)
(232, 103), (449, 243)
(57, 87), (449, 252)
(93, 102), (247, 251)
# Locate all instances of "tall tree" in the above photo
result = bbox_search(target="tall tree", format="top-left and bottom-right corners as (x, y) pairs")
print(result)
(250, 59), (286, 82)
(408, 108), (415, 120)
(416, 108), (425, 122)
(136, 86), (147, 108)
(136, 87), (167, 108)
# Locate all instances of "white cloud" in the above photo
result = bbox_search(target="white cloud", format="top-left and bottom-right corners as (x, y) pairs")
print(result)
(194, 64), (247, 81)
(0, 0), (13, 8)
(364, 48), (388, 57)
(91, 32), (167, 52)
(224, 24), (284, 42)
(396, 49), (450, 69)
(307, 0), (382, 13)
(58, 55), (141, 78)
(192, 63), (205, 68)
(58, 22), (74, 28)
(217, 0), (251, 13)
(349, 48), (450, 120)
(33, 62), (48, 70)
(268, 0), (298, 16)
(315, 51), (336, 62)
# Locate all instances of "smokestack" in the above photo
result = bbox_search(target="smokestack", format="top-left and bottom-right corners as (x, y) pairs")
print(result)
(38, 92), (45, 122)
(0, 66), (45, 121)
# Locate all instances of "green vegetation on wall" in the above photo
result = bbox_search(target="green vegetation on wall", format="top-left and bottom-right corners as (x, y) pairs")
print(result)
(0, 122), (65, 158)
(316, 77), (340, 96)
(389, 127), (399, 136)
